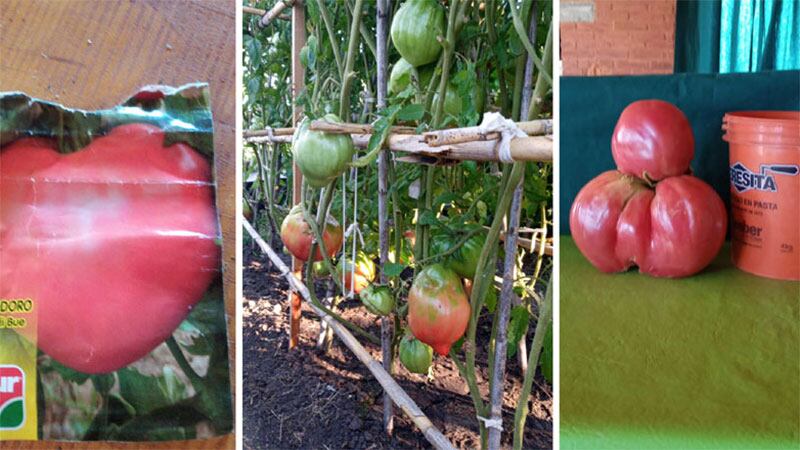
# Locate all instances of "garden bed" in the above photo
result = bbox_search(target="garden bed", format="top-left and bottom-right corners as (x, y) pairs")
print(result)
(242, 249), (552, 450)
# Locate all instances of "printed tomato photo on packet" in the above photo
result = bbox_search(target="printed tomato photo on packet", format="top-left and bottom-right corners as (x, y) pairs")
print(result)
(0, 1), (236, 447)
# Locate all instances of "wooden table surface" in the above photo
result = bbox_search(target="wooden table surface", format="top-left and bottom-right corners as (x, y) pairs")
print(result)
(0, 1), (237, 448)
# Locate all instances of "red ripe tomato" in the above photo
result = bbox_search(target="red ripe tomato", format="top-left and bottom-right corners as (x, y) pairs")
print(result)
(408, 264), (470, 355)
(0, 124), (220, 373)
(570, 171), (727, 278)
(612, 100), (694, 181)
(280, 205), (343, 262)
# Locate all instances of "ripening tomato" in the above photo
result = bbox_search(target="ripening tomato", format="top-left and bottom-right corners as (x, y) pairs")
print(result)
(339, 251), (376, 294)
(280, 204), (343, 262)
(570, 171), (727, 278)
(612, 100), (694, 181)
(408, 264), (470, 355)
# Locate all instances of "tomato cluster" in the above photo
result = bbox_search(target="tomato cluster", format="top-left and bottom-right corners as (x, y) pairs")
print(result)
(570, 100), (727, 278)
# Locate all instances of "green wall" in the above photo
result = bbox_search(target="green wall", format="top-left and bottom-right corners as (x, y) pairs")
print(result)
(559, 70), (800, 234)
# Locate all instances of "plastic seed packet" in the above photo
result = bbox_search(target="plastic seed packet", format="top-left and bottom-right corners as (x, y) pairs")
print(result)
(0, 83), (232, 441)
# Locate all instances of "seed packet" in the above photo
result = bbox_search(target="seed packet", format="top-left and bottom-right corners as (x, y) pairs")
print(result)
(0, 83), (232, 441)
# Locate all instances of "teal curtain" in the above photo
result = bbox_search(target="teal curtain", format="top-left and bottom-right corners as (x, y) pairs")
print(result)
(675, 0), (800, 73)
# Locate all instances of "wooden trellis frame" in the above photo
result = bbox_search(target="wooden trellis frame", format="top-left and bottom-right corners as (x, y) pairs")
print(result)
(244, 2), (552, 449)
(244, 120), (553, 163)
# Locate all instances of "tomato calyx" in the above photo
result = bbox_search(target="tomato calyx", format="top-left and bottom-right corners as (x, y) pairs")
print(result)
(641, 171), (657, 188)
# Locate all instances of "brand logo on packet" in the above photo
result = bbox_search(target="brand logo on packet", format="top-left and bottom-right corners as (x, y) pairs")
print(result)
(0, 365), (26, 430)
(730, 162), (799, 193)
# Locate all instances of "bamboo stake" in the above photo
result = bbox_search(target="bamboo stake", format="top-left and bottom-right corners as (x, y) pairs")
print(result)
(243, 220), (457, 450)
(243, 119), (548, 140)
(289, 0), (305, 350)
(487, 178), (524, 450)
(491, 227), (553, 256)
(243, 127), (295, 138)
(310, 121), (418, 135)
(257, 0), (294, 27)
(423, 120), (552, 146)
(376, 0), (394, 436)
(245, 133), (552, 163)
(244, 5), (290, 20)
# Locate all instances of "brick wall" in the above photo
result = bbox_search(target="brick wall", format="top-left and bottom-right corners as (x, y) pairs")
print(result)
(560, 0), (676, 76)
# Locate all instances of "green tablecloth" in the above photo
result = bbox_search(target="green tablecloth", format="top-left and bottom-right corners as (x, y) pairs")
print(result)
(560, 236), (800, 449)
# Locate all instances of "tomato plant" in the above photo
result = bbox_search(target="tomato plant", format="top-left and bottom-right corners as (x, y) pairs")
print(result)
(243, 1), (553, 448)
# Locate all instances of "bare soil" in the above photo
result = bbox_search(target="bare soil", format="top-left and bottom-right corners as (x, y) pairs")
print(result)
(243, 248), (552, 450)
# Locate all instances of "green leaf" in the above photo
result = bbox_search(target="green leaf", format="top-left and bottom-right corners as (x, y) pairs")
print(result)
(383, 262), (406, 277)
(507, 305), (531, 358)
(418, 210), (440, 226)
(350, 105), (401, 168)
(117, 368), (169, 415)
(539, 326), (553, 383)
(47, 357), (91, 384)
(433, 192), (460, 207)
(397, 104), (425, 121)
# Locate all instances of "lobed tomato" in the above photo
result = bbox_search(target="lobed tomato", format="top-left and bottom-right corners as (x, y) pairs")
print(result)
(570, 171), (727, 277)
(292, 114), (354, 188)
(390, 0), (444, 67)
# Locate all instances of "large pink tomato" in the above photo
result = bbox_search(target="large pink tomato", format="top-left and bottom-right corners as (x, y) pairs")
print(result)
(570, 171), (727, 278)
(612, 100), (694, 181)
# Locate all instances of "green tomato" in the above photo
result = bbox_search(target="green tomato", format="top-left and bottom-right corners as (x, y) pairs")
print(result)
(431, 233), (485, 279)
(312, 260), (330, 277)
(449, 234), (484, 279)
(432, 84), (462, 117)
(390, 0), (445, 67)
(299, 46), (310, 68)
(292, 114), (354, 188)
(389, 59), (436, 96)
(388, 58), (415, 96)
(399, 333), (433, 374)
(359, 285), (395, 316)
